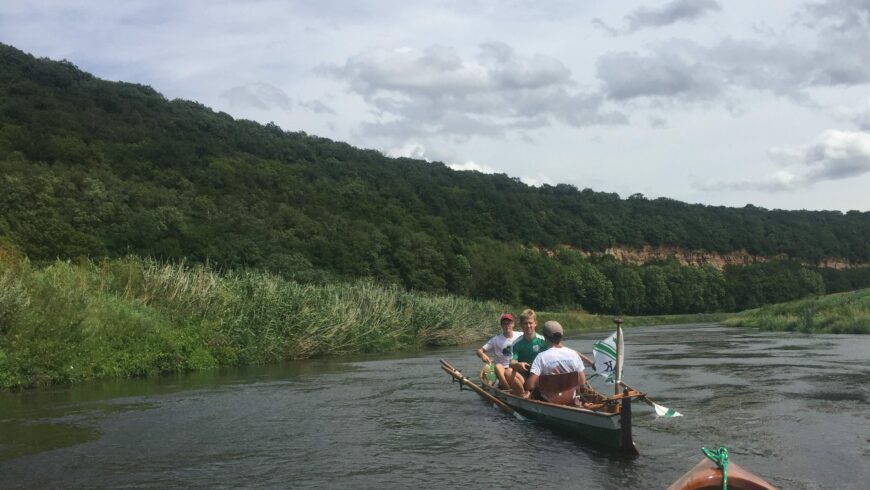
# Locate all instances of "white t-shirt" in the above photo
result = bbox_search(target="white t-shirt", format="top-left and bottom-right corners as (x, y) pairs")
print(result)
(530, 346), (585, 376)
(481, 331), (522, 367)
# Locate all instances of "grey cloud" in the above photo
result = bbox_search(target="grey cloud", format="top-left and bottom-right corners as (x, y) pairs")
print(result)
(300, 99), (336, 115)
(693, 130), (870, 192)
(852, 113), (870, 131)
(219, 82), (292, 110)
(836, 101), (870, 130)
(594, 0), (870, 105)
(625, 0), (721, 32)
(800, 130), (870, 181)
(330, 43), (625, 141)
(597, 47), (722, 101)
(649, 116), (667, 128)
(713, 36), (870, 92)
(590, 18), (618, 36)
(804, 0), (870, 31)
(597, 21), (870, 104)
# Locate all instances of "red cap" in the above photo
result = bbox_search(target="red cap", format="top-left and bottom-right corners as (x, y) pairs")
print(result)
(500, 313), (514, 322)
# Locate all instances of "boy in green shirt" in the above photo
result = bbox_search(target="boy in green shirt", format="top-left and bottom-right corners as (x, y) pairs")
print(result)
(506, 309), (548, 396)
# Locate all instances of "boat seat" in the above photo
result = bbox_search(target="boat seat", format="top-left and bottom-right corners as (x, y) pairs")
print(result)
(538, 372), (581, 405)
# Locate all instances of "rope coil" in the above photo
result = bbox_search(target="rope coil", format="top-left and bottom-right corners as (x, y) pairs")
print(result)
(701, 446), (729, 490)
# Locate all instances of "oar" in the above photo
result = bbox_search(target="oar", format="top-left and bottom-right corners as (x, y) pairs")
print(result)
(619, 380), (683, 417)
(440, 359), (522, 419)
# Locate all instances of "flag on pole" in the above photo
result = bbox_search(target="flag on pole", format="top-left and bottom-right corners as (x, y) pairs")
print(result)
(592, 331), (624, 383)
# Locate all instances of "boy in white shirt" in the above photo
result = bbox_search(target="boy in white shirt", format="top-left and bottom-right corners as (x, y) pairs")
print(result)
(476, 313), (522, 389)
(525, 321), (587, 403)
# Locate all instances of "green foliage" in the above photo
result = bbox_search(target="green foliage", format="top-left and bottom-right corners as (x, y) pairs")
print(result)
(0, 254), (504, 389)
(724, 288), (870, 334)
(1, 43), (870, 319)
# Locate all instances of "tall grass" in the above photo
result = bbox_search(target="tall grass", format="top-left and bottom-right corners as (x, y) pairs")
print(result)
(0, 253), (502, 389)
(723, 288), (870, 334)
(542, 310), (732, 332)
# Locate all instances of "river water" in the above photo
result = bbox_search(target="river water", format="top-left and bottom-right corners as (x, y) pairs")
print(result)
(1, 324), (868, 489)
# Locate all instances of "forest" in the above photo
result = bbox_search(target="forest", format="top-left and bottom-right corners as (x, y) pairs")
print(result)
(2, 43), (869, 315)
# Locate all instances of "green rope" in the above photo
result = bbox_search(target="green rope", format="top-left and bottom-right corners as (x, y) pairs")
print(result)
(701, 446), (729, 490)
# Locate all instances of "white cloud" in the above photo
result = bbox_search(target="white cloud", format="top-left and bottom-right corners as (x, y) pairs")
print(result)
(448, 160), (498, 174)
(386, 142), (428, 160)
(519, 174), (554, 187)
(697, 129), (870, 192)
(798, 129), (870, 181)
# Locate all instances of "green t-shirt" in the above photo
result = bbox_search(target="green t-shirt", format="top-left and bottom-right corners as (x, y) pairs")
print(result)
(511, 334), (548, 364)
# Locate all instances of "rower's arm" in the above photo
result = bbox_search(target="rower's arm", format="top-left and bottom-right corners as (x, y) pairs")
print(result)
(476, 347), (492, 364)
(525, 373), (539, 392)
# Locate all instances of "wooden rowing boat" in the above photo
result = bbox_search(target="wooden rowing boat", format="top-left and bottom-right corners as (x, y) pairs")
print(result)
(667, 456), (777, 490)
(440, 358), (642, 454)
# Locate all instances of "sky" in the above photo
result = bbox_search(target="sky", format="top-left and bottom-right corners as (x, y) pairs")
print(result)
(2, 0), (870, 212)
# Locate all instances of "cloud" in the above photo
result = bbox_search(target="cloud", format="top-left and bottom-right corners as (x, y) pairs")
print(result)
(219, 82), (292, 110)
(695, 130), (870, 192)
(590, 18), (618, 36)
(328, 43), (626, 141)
(597, 24), (870, 104)
(833, 99), (870, 130)
(386, 142), (428, 160)
(625, 0), (721, 32)
(803, 0), (870, 32)
(649, 116), (668, 128)
(597, 46), (722, 101)
(594, 1), (870, 105)
(448, 160), (498, 173)
(785, 129), (870, 182)
(299, 99), (336, 115)
(519, 174), (554, 187)
(385, 141), (501, 175)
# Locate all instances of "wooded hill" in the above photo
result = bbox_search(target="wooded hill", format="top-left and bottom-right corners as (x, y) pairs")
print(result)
(2, 43), (869, 314)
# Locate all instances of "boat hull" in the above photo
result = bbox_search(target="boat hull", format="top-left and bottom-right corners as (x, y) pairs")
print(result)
(666, 458), (777, 490)
(480, 383), (626, 450)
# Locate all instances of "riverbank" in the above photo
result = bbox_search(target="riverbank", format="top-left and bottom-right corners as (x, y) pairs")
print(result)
(5, 251), (845, 390)
(0, 254), (503, 389)
(544, 311), (731, 332)
(723, 288), (870, 334)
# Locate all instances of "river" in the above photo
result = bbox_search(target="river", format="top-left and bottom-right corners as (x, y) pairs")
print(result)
(1, 324), (868, 488)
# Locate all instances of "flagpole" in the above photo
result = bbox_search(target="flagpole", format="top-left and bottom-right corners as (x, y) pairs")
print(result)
(614, 317), (623, 396)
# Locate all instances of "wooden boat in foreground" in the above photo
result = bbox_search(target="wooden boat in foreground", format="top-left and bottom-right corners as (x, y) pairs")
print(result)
(440, 358), (643, 454)
(667, 455), (777, 490)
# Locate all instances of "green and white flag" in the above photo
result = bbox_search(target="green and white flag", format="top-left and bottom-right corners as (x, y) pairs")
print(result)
(592, 331), (623, 383)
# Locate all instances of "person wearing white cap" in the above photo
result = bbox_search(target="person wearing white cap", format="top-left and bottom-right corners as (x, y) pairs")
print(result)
(476, 313), (522, 389)
(524, 320), (586, 404)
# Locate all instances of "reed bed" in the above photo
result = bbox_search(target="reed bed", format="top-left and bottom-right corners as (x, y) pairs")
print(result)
(542, 310), (732, 332)
(723, 288), (870, 334)
(0, 254), (502, 389)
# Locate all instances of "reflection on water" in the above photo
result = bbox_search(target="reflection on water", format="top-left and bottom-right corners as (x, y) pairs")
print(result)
(1, 325), (868, 489)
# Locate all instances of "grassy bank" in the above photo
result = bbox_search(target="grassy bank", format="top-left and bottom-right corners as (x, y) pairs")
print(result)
(723, 288), (870, 334)
(1, 249), (792, 391)
(543, 311), (732, 333)
(0, 253), (504, 389)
